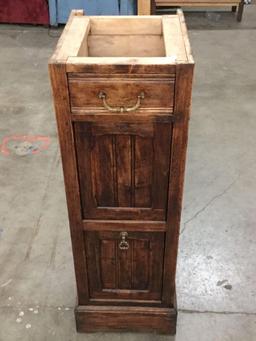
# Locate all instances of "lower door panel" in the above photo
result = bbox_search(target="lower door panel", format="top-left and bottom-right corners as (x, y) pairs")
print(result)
(85, 231), (165, 302)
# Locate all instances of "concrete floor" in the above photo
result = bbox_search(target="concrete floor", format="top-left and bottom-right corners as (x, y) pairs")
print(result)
(0, 5), (256, 341)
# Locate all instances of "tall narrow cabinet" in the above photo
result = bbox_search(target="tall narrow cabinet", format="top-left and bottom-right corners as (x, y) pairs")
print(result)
(49, 9), (194, 334)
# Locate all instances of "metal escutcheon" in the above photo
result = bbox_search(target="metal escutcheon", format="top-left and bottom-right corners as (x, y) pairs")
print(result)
(119, 232), (129, 250)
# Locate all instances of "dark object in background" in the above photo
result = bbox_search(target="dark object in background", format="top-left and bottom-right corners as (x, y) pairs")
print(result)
(0, 0), (49, 25)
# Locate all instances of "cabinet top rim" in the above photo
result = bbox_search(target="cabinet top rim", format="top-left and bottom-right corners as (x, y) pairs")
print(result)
(49, 9), (194, 66)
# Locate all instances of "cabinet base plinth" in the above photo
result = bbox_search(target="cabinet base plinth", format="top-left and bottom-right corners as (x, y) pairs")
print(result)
(75, 305), (177, 334)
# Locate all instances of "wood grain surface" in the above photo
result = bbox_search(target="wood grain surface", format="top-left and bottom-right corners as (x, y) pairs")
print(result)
(49, 11), (194, 334)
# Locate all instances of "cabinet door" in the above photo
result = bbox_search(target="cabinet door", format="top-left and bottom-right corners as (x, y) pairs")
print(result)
(85, 231), (165, 302)
(74, 120), (172, 221)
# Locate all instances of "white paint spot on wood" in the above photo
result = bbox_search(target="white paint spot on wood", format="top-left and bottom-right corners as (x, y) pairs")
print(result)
(64, 307), (70, 311)
(16, 318), (22, 323)
(33, 309), (39, 314)
(28, 308), (34, 311)
(57, 307), (61, 311)
(8, 296), (12, 300)
(25, 323), (31, 329)
(19, 311), (24, 317)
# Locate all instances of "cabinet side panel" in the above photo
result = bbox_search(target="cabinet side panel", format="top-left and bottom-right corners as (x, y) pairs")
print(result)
(162, 63), (194, 305)
(49, 63), (89, 303)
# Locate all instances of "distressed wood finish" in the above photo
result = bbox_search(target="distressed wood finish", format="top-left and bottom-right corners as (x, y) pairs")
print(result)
(85, 231), (165, 300)
(74, 120), (172, 220)
(76, 306), (177, 333)
(49, 10), (194, 334)
(68, 75), (175, 111)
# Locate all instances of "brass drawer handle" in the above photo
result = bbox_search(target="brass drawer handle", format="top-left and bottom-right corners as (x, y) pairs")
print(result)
(98, 91), (144, 113)
(119, 232), (129, 250)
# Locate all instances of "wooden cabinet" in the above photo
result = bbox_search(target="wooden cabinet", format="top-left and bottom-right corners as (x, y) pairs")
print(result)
(49, 9), (194, 334)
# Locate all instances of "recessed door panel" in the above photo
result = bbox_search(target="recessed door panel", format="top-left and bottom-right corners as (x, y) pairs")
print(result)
(74, 120), (172, 221)
(85, 231), (165, 301)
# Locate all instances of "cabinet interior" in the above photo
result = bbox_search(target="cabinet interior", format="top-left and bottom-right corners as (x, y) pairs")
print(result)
(78, 17), (165, 57)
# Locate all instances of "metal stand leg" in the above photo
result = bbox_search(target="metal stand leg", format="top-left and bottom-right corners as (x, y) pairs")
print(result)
(232, 5), (237, 12)
(237, 1), (244, 21)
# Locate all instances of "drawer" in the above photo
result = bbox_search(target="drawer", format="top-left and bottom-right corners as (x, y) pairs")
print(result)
(85, 230), (165, 303)
(68, 75), (175, 112)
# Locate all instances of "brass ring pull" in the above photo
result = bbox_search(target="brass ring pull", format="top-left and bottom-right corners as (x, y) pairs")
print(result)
(98, 91), (144, 113)
(119, 232), (129, 250)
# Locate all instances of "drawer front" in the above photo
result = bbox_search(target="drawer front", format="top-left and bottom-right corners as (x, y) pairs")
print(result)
(68, 75), (175, 112)
(85, 230), (165, 302)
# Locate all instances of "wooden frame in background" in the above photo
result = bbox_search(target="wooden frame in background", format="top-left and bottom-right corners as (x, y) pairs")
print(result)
(138, 0), (245, 21)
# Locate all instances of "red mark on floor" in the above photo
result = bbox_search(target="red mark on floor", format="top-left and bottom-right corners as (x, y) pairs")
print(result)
(0, 135), (51, 156)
